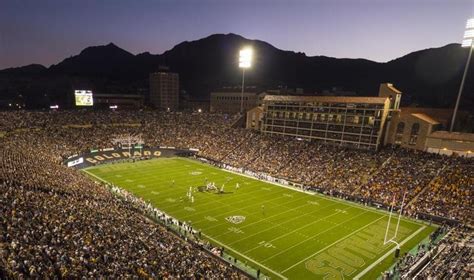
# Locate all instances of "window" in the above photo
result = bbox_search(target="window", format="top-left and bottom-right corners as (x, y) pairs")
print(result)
(353, 116), (359, 124)
(395, 122), (405, 144)
(409, 123), (420, 145)
(396, 122), (405, 134)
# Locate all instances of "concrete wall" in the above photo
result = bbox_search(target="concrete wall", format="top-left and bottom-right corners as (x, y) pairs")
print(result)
(425, 137), (474, 157)
(210, 92), (264, 113)
(246, 106), (263, 130)
(385, 112), (437, 151)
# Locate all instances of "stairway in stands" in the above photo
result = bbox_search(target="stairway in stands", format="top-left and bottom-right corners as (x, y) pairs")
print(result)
(218, 133), (257, 163)
(350, 155), (393, 196)
(242, 137), (279, 169)
(406, 164), (447, 208)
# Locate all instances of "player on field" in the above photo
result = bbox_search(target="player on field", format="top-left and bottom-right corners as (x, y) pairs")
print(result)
(235, 183), (240, 190)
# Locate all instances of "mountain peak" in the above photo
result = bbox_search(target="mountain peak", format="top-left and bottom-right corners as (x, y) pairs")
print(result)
(77, 42), (133, 57)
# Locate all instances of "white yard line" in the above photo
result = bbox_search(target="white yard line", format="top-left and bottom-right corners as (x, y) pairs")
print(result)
(199, 195), (325, 234)
(180, 188), (310, 222)
(281, 215), (386, 273)
(353, 225), (427, 280)
(192, 158), (425, 227)
(260, 208), (368, 260)
(202, 233), (288, 280)
(226, 202), (341, 245)
(83, 169), (109, 183)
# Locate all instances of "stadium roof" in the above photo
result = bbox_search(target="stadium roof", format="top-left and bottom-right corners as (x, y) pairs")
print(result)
(427, 131), (474, 142)
(385, 83), (402, 94)
(263, 95), (388, 104)
(411, 113), (440, 125)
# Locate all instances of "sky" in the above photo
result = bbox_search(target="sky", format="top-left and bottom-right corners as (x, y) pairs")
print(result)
(0, 0), (473, 69)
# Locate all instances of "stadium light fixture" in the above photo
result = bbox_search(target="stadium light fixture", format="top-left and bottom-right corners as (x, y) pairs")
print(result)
(239, 47), (253, 113)
(451, 18), (474, 132)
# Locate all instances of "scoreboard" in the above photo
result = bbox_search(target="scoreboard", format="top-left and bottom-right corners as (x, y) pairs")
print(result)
(75, 90), (93, 106)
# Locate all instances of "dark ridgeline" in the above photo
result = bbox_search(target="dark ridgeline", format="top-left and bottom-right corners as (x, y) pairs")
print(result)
(0, 33), (472, 109)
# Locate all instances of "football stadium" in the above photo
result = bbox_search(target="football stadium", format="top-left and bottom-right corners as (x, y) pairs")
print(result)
(1, 3), (474, 278)
(1, 107), (472, 279)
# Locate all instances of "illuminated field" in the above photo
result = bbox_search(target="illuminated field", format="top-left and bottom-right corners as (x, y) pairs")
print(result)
(84, 158), (435, 279)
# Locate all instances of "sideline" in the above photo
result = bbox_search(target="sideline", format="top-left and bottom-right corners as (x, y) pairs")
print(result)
(353, 225), (427, 279)
(203, 233), (288, 280)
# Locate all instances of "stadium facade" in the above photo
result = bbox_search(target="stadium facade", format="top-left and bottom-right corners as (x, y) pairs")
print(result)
(246, 83), (474, 155)
(260, 95), (391, 150)
(210, 89), (265, 113)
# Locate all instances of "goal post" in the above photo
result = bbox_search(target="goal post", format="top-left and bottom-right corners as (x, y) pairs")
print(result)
(383, 191), (407, 251)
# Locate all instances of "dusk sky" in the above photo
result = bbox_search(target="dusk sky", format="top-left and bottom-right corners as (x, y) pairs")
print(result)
(1, 0), (473, 69)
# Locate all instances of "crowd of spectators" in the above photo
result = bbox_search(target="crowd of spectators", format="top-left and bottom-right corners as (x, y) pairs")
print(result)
(0, 118), (247, 278)
(411, 159), (474, 225)
(415, 226), (473, 279)
(0, 109), (473, 278)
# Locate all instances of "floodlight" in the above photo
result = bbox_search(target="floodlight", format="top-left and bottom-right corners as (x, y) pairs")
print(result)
(239, 48), (253, 68)
(462, 39), (473, 47)
(464, 29), (474, 39)
(462, 18), (474, 48)
(466, 18), (474, 29)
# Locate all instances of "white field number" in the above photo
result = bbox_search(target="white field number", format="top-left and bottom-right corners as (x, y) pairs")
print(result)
(259, 241), (277, 249)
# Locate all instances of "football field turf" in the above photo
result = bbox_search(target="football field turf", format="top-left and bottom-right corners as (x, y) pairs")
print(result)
(84, 157), (436, 279)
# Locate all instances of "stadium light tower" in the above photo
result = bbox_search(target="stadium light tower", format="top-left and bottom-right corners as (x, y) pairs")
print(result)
(239, 47), (253, 113)
(450, 18), (474, 132)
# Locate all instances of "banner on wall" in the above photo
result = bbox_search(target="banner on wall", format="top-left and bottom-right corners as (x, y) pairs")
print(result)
(64, 147), (197, 169)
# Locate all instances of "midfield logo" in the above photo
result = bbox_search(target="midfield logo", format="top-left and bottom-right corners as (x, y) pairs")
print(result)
(225, 215), (246, 224)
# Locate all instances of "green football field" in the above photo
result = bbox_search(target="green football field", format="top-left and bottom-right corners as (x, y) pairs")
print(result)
(84, 157), (436, 279)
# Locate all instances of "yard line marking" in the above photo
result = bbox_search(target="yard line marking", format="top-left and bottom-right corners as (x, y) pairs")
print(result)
(258, 207), (368, 259)
(202, 233), (288, 280)
(174, 186), (293, 217)
(83, 169), (109, 184)
(353, 225), (427, 279)
(188, 195), (322, 231)
(231, 203), (347, 247)
(281, 215), (386, 273)
(178, 188), (312, 222)
(192, 157), (423, 227)
(201, 196), (328, 234)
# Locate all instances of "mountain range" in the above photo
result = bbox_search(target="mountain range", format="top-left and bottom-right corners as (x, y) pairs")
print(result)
(0, 33), (473, 109)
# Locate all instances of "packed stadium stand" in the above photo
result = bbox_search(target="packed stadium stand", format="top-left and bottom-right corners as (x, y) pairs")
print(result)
(1, 110), (472, 278)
